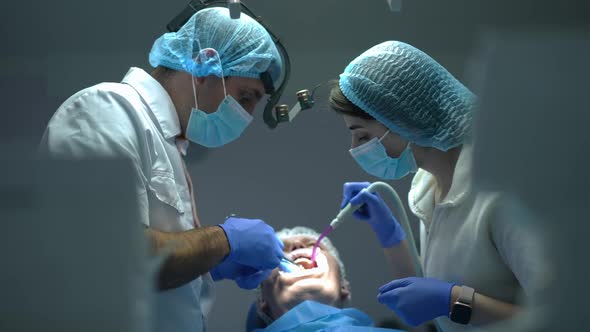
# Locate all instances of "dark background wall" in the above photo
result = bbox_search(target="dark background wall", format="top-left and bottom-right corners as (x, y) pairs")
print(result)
(1, 1), (587, 330)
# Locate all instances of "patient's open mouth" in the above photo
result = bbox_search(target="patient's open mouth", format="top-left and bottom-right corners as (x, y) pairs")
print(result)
(291, 254), (318, 269)
(279, 248), (328, 279)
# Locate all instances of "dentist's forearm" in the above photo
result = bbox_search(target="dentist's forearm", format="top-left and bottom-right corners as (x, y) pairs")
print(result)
(383, 239), (417, 279)
(145, 226), (230, 290)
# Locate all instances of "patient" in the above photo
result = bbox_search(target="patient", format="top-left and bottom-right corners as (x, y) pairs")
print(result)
(247, 227), (404, 332)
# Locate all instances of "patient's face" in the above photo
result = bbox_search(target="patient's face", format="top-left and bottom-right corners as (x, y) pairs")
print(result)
(258, 235), (350, 320)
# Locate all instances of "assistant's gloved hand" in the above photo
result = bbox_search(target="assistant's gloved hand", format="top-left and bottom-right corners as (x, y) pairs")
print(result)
(219, 217), (284, 270)
(341, 182), (406, 247)
(210, 260), (272, 290)
(377, 277), (456, 326)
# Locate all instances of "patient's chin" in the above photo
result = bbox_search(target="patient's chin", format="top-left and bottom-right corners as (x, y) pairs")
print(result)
(276, 283), (342, 312)
(262, 276), (347, 322)
(287, 278), (338, 293)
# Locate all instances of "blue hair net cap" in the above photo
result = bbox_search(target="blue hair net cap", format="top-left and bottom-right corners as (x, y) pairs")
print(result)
(149, 7), (282, 87)
(339, 41), (476, 151)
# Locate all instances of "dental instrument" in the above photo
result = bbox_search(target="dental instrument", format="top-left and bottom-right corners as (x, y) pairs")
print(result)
(279, 256), (303, 273)
(310, 181), (423, 276)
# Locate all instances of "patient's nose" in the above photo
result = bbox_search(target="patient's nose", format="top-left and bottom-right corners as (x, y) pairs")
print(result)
(283, 238), (308, 253)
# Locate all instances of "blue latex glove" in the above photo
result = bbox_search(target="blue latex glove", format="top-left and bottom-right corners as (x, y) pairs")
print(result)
(210, 260), (272, 290)
(341, 182), (406, 247)
(219, 217), (284, 270)
(377, 277), (456, 327)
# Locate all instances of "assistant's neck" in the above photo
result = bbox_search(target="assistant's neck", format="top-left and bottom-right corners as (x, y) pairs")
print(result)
(421, 146), (462, 202)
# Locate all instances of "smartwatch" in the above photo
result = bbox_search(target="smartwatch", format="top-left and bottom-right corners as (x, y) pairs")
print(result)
(449, 286), (474, 325)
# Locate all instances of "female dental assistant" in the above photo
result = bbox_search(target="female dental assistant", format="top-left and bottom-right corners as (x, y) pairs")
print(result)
(331, 41), (541, 331)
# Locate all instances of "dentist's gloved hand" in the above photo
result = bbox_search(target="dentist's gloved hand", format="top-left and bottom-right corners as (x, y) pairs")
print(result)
(210, 261), (272, 290)
(377, 277), (456, 327)
(341, 182), (406, 247)
(219, 217), (284, 270)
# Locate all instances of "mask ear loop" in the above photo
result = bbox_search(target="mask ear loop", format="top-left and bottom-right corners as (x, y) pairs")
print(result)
(192, 48), (227, 110)
(214, 50), (227, 97)
(191, 38), (202, 109)
(191, 76), (199, 110)
(380, 129), (413, 150)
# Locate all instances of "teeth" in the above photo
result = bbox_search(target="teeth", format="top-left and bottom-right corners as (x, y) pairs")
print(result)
(294, 257), (316, 270)
(280, 249), (325, 274)
(294, 258), (311, 263)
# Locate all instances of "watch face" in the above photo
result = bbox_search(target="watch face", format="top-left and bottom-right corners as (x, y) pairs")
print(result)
(450, 303), (472, 325)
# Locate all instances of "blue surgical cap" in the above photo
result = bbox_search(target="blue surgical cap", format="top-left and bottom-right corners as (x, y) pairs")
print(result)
(149, 7), (282, 87)
(339, 41), (476, 151)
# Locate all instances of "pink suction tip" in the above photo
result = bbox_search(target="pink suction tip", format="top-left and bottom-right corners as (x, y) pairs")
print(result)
(310, 225), (334, 265)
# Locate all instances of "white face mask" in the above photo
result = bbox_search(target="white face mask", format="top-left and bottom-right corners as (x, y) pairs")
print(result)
(349, 130), (418, 180)
(185, 49), (253, 148)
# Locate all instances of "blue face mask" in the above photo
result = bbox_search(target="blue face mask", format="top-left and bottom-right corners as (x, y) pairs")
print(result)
(349, 130), (418, 180)
(186, 50), (253, 148)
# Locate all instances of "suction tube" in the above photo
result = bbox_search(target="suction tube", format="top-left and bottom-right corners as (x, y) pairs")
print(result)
(329, 181), (423, 276)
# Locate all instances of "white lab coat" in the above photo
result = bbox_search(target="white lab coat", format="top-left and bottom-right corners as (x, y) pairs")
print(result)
(409, 144), (544, 332)
(40, 67), (215, 332)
